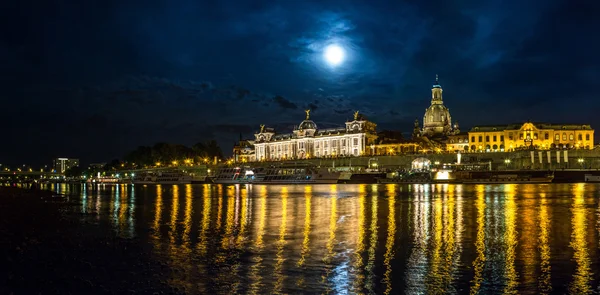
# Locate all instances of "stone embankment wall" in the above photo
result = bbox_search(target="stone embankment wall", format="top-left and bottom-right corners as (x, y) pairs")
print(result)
(247, 149), (600, 170)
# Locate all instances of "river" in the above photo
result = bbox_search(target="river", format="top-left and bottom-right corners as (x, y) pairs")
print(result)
(46, 183), (599, 294)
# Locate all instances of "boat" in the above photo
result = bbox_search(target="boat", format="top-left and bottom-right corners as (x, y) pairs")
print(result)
(132, 171), (192, 185)
(584, 174), (600, 182)
(252, 165), (340, 184)
(211, 167), (256, 184)
(378, 171), (433, 184)
(458, 172), (554, 184)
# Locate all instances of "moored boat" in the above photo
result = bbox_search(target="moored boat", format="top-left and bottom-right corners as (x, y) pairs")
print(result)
(132, 171), (192, 185)
(252, 165), (340, 184)
(211, 167), (255, 184)
(457, 172), (554, 184)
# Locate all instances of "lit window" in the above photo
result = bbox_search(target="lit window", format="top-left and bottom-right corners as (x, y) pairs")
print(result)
(562, 133), (567, 141)
(586, 134), (590, 141)
(555, 134), (559, 141)
(569, 134), (574, 141)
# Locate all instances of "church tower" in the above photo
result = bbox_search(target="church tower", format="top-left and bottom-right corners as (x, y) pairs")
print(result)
(422, 75), (452, 137)
(431, 74), (443, 103)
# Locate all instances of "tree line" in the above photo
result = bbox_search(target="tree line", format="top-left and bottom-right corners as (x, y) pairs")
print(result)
(64, 140), (225, 177)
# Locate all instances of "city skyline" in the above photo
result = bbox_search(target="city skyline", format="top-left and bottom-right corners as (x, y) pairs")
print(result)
(1, 0), (599, 166)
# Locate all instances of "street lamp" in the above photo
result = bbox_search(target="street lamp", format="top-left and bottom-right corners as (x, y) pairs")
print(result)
(578, 158), (584, 169)
(504, 159), (511, 169)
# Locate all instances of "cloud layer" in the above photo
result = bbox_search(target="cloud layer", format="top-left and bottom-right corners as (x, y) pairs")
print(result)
(0, 0), (598, 165)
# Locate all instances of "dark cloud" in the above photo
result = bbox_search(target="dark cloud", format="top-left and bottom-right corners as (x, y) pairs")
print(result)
(272, 95), (298, 109)
(0, 0), (598, 165)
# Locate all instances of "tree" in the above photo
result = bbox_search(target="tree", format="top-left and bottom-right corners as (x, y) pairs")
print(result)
(64, 166), (83, 178)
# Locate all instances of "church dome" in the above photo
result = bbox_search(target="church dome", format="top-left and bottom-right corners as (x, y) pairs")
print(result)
(423, 104), (451, 127)
(299, 119), (317, 130)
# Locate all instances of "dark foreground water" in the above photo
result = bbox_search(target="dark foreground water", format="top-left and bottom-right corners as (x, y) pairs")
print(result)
(47, 183), (600, 294)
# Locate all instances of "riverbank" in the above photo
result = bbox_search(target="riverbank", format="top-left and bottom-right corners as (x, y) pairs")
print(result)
(0, 187), (181, 294)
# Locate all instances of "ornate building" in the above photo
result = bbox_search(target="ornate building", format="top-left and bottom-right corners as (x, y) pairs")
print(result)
(467, 122), (594, 152)
(233, 139), (255, 162)
(253, 110), (378, 161)
(422, 75), (458, 137)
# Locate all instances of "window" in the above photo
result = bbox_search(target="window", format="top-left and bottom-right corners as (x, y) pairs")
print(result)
(578, 134), (582, 141)
(500, 135), (504, 142)
(586, 134), (590, 141)
(569, 134), (574, 141)
(486, 136), (490, 142)
(545, 133), (549, 140)
(316, 142), (320, 148)
(519, 133), (524, 140)
(342, 139), (346, 146)
(562, 133), (567, 140)
(478, 136), (482, 142)
(493, 135), (497, 142)
(534, 133), (538, 140)
(471, 136), (475, 142)
(353, 138), (358, 146)
(471, 145), (476, 151)
(324, 142), (328, 148)
(509, 132), (513, 140)
(555, 134), (559, 141)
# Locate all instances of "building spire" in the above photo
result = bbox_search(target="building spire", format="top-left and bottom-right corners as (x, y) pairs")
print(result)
(436, 74), (439, 83)
(305, 109), (310, 120)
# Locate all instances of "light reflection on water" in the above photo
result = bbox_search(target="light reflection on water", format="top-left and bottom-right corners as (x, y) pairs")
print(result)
(47, 183), (600, 294)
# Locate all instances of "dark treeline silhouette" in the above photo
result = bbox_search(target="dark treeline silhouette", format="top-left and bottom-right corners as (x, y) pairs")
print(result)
(122, 140), (224, 167)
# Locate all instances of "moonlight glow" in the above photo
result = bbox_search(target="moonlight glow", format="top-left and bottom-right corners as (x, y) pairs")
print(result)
(324, 44), (345, 66)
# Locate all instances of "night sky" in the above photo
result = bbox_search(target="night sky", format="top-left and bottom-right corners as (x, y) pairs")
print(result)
(1, 0), (599, 166)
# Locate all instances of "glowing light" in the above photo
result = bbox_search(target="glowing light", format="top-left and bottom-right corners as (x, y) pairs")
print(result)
(324, 44), (345, 66)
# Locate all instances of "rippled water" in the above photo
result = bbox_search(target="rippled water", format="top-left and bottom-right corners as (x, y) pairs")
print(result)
(47, 183), (600, 294)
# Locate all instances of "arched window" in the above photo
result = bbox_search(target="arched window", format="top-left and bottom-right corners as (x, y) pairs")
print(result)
(569, 133), (574, 141)
(492, 144), (498, 150)
(562, 133), (567, 141)
(470, 145), (476, 151)
(555, 134), (559, 141)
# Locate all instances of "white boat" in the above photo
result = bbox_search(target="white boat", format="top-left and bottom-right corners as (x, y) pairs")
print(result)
(211, 167), (255, 184)
(132, 171), (192, 185)
(252, 165), (340, 184)
(584, 174), (600, 182)
(461, 173), (554, 184)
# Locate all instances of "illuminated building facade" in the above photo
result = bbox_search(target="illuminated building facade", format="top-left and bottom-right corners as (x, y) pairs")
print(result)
(446, 132), (470, 152)
(233, 139), (256, 162)
(53, 158), (79, 173)
(253, 110), (377, 161)
(467, 122), (594, 152)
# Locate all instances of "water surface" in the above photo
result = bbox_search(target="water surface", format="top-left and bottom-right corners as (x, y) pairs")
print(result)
(48, 183), (600, 294)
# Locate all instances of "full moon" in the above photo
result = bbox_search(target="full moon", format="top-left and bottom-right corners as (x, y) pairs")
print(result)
(324, 44), (345, 66)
